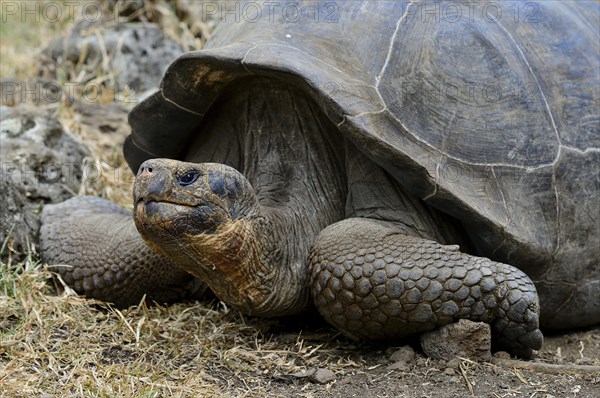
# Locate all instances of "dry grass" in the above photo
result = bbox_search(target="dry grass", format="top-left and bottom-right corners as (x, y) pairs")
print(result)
(0, 1), (71, 79)
(0, 246), (368, 397)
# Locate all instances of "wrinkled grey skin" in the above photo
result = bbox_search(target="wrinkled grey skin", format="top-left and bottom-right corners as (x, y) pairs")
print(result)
(41, 0), (598, 358)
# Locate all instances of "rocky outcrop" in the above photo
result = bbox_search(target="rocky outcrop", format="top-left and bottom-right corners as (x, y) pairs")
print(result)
(0, 104), (88, 258)
(40, 20), (184, 95)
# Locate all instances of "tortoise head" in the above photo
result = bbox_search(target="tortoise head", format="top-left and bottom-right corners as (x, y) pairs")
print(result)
(133, 159), (258, 237)
(133, 159), (272, 312)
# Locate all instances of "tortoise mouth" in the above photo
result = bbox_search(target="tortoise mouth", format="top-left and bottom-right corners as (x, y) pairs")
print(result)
(135, 199), (210, 221)
(134, 199), (229, 236)
(135, 200), (191, 225)
(135, 195), (200, 207)
(136, 198), (193, 208)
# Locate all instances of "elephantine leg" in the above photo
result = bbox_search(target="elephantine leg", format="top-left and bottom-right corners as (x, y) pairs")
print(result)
(308, 218), (543, 358)
(40, 196), (208, 307)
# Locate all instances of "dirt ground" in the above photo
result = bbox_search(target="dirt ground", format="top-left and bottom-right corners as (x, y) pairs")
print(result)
(263, 327), (600, 398)
(157, 320), (600, 398)
(1, 281), (599, 397)
(184, 314), (600, 398)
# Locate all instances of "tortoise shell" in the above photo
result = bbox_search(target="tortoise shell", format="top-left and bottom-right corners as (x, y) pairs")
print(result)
(126, 0), (599, 328)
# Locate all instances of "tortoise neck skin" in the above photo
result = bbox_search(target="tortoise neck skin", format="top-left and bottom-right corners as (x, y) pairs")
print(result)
(130, 81), (349, 317)
(133, 159), (312, 316)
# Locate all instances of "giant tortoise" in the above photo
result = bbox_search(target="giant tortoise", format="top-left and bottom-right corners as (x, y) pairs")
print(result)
(41, 0), (599, 357)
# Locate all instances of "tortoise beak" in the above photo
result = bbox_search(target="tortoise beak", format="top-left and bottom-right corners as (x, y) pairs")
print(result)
(140, 179), (169, 204)
(134, 159), (173, 204)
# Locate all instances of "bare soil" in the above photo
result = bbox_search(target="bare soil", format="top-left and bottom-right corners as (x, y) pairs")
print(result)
(191, 314), (600, 398)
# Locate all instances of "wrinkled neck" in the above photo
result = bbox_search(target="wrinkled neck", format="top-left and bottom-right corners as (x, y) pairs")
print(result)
(175, 211), (311, 316)
(180, 78), (348, 316)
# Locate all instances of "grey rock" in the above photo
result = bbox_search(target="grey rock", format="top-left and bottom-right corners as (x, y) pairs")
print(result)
(493, 351), (511, 359)
(41, 21), (184, 95)
(0, 104), (88, 258)
(0, 104), (13, 120)
(72, 101), (130, 142)
(386, 361), (411, 372)
(446, 358), (462, 369)
(577, 357), (594, 366)
(309, 368), (336, 384)
(420, 319), (492, 361)
(389, 345), (416, 364)
(1, 78), (63, 107)
(287, 368), (336, 384)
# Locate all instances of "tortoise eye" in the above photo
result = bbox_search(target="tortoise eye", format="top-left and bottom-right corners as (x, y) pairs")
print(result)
(178, 171), (200, 186)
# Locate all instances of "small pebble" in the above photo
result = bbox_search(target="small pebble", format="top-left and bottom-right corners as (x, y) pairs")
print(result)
(387, 361), (410, 372)
(389, 346), (416, 363)
(493, 351), (511, 359)
(446, 358), (461, 369)
(577, 357), (594, 365)
(309, 368), (336, 384)
(421, 320), (491, 361)
(339, 376), (352, 385)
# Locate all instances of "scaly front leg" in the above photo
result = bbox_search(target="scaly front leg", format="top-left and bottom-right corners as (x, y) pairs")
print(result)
(40, 196), (208, 307)
(309, 218), (543, 358)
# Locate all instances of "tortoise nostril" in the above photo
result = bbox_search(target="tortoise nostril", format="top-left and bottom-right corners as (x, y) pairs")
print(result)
(139, 166), (153, 175)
